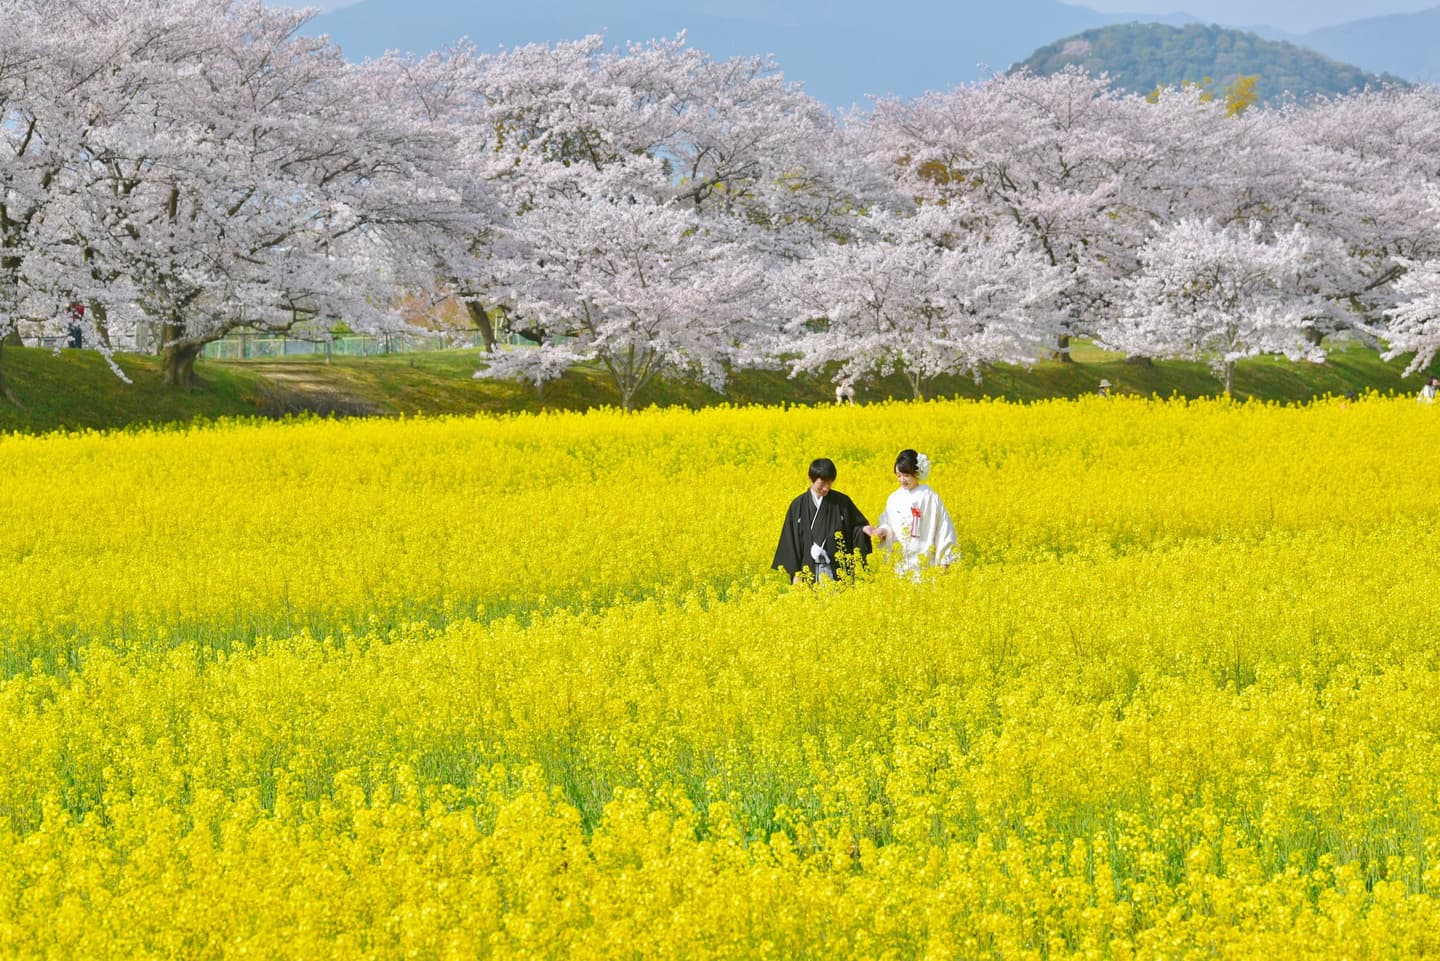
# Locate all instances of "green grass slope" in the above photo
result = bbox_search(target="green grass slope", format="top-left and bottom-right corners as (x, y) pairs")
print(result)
(0, 340), (1434, 435)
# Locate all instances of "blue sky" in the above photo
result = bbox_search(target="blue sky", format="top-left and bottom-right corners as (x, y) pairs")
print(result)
(283, 0), (1439, 33)
(274, 0), (1440, 101)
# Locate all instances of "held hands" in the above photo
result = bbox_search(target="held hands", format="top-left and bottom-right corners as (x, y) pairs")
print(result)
(863, 524), (887, 542)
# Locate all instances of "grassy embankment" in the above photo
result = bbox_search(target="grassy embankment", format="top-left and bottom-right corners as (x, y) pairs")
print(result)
(0, 338), (1435, 434)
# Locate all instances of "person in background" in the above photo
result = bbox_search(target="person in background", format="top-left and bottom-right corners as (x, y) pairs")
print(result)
(773, 458), (872, 584)
(1419, 376), (1438, 403)
(835, 380), (855, 405)
(1098, 379), (1112, 397)
(864, 449), (958, 576)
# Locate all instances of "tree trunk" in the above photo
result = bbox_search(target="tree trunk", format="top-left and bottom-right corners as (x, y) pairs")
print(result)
(160, 321), (203, 390)
(465, 301), (497, 352)
(162, 343), (202, 390)
(1222, 361), (1234, 398)
(0, 338), (21, 407)
(904, 367), (925, 401)
(90, 302), (113, 349)
(1050, 333), (1073, 363)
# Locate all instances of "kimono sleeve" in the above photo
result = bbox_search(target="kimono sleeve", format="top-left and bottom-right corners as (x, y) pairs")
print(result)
(929, 492), (959, 565)
(838, 495), (873, 560)
(772, 497), (805, 577)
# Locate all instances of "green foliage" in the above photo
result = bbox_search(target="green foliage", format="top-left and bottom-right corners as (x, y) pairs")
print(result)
(1015, 22), (1405, 104)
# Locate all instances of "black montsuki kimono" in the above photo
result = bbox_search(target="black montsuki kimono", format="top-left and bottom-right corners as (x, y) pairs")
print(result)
(772, 490), (873, 582)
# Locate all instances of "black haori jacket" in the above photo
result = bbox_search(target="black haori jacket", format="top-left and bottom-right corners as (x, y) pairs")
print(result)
(772, 490), (873, 582)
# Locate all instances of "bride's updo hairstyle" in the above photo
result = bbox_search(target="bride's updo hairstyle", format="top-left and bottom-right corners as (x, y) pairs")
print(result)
(894, 449), (921, 477)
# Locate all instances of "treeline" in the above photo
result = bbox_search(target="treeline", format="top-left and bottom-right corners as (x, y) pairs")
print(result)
(4, 1), (1440, 408)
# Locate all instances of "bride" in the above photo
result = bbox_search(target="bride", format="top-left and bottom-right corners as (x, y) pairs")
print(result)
(864, 449), (958, 575)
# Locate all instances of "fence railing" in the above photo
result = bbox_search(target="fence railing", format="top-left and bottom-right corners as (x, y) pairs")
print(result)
(201, 330), (492, 360)
(24, 328), (526, 358)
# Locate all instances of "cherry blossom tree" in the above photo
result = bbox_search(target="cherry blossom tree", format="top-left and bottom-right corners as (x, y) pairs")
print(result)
(404, 35), (700, 356)
(630, 36), (882, 254)
(0, 12), (46, 402)
(9, 9), (1440, 410)
(1279, 86), (1440, 341)
(0, 0), (152, 396)
(860, 68), (1150, 361)
(1124, 86), (1296, 230)
(1384, 262), (1440, 376)
(487, 193), (766, 410)
(780, 206), (1065, 399)
(466, 34), (872, 244)
(1097, 218), (1335, 395)
(9, 0), (483, 389)
(464, 35), (869, 401)
(338, 44), (508, 350)
(1147, 95), (1376, 353)
(2, 8), (72, 347)
(1378, 191), (1440, 375)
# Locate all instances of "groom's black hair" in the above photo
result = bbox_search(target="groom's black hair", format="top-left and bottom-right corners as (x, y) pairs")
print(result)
(808, 458), (838, 482)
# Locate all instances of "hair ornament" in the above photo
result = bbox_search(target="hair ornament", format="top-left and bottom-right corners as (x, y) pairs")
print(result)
(916, 452), (931, 480)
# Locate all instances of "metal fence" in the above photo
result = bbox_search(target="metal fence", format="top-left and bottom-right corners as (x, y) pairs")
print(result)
(201, 330), (491, 360)
(25, 328), (529, 358)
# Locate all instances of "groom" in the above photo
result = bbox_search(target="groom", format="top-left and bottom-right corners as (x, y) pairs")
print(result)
(773, 458), (873, 584)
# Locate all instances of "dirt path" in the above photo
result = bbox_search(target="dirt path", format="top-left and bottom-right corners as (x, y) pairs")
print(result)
(247, 363), (386, 417)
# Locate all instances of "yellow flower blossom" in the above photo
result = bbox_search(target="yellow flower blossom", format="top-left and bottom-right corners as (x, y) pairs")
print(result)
(2, 395), (1440, 957)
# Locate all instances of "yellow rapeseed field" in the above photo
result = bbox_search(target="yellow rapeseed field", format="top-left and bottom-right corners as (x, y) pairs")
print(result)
(4, 395), (1440, 958)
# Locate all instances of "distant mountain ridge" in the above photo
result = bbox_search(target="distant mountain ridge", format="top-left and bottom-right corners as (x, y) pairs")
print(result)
(306, 0), (1438, 106)
(1014, 23), (1402, 102)
(1303, 7), (1440, 83)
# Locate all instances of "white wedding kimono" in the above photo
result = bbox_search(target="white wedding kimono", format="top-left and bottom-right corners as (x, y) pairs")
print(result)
(876, 484), (958, 574)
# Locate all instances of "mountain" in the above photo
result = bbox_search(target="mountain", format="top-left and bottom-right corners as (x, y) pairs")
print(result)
(1303, 7), (1440, 83)
(1013, 22), (1403, 102)
(307, 0), (1196, 106)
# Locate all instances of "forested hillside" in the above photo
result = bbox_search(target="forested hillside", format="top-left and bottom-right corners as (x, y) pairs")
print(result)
(1015, 22), (1403, 102)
